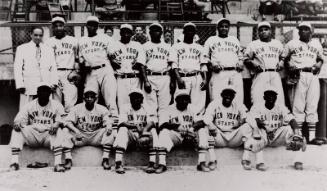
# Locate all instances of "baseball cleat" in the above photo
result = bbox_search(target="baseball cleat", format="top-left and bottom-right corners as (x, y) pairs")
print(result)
(9, 163), (19, 171)
(155, 164), (167, 174)
(241, 160), (252, 170)
(208, 160), (217, 171)
(102, 158), (111, 170)
(294, 162), (303, 170)
(64, 159), (73, 170)
(196, 162), (210, 172)
(54, 164), (65, 172)
(309, 138), (324, 146)
(115, 164), (125, 174)
(144, 162), (156, 174)
(256, 163), (268, 171)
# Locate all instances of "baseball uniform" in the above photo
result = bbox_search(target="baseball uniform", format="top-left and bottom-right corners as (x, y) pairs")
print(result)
(203, 35), (244, 104)
(244, 39), (285, 105)
(46, 35), (78, 113)
(172, 41), (207, 115)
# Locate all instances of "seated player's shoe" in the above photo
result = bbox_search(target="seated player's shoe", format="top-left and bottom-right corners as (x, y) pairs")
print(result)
(309, 138), (325, 145)
(208, 160), (217, 171)
(9, 163), (19, 171)
(115, 162), (125, 174)
(54, 164), (65, 172)
(256, 163), (268, 171)
(155, 164), (167, 174)
(144, 162), (156, 174)
(64, 159), (73, 170)
(294, 162), (303, 170)
(196, 162), (210, 172)
(241, 160), (252, 170)
(101, 158), (111, 170)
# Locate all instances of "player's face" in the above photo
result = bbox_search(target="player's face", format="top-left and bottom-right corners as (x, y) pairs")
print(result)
(164, 32), (172, 43)
(221, 93), (235, 107)
(149, 27), (162, 42)
(130, 94), (143, 110)
(37, 87), (51, 105)
(84, 92), (97, 106)
(86, 22), (98, 37)
(135, 27), (143, 35)
(105, 29), (113, 37)
(298, 26), (312, 41)
(52, 22), (65, 38)
(176, 96), (190, 111)
(258, 26), (271, 41)
(264, 93), (277, 105)
(120, 28), (133, 44)
(183, 27), (196, 42)
(31, 28), (43, 46)
(217, 22), (229, 37)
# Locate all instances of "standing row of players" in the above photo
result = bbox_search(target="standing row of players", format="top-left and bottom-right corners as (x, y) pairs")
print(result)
(11, 16), (323, 173)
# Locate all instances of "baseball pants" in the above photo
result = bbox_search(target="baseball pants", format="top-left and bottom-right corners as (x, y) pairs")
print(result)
(116, 77), (142, 112)
(176, 74), (206, 115)
(53, 70), (78, 113)
(19, 95), (36, 110)
(251, 72), (285, 105)
(292, 72), (320, 124)
(212, 123), (252, 147)
(209, 71), (244, 105)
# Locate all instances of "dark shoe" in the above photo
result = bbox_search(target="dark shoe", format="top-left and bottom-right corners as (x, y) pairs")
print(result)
(241, 160), (252, 170)
(208, 160), (217, 171)
(102, 158), (111, 170)
(196, 162), (210, 172)
(256, 163), (268, 171)
(309, 138), (324, 145)
(294, 162), (303, 170)
(155, 164), (167, 174)
(27, 162), (48, 168)
(144, 162), (156, 174)
(64, 159), (73, 170)
(54, 164), (65, 172)
(9, 163), (19, 171)
(115, 164), (125, 174)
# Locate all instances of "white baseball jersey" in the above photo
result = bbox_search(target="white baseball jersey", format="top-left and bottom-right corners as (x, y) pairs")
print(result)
(203, 100), (248, 132)
(172, 42), (207, 73)
(143, 41), (177, 72)
(282, 39), (323, 68)
(244, 39), (284, 69)
(46, 35), (78, 69)
(159, 104), (198, 130)
(203, 35), (242, 67)
(249, 103), (294, 132)
(66, 103), (112, 133)
(108, 40), (146, 74)
(118, 104), (156, 132)
(14, 99), (65, 129)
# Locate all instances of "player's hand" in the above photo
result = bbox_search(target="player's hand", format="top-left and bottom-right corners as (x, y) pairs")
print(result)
(178, 125), (187, 136)
(106, 128), (112, 136)
(13, 123), (22, 132)
(254, 65), (263, 73)
(75, 131), (85, 141)
(312, 65), (320, 75)
(200, 81), (208, 91)
(209, 128), (217, 137)
(212, 65), (222, 73)
(17, 88), (26, 94)
(236, 65), (244, 72)
(144, 81), (152, 93)
(111, 61), (121, 70)
(33, 125), (48, 133)
(50, 84), (58, 92)
(177, 79), (186, 89)
(49, 126), (58, 135)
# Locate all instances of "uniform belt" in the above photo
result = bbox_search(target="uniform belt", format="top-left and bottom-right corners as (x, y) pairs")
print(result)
(263, 69), (278, 72)
(221, 67), (237, 71)
(115, 73), (139, 78)
(179, 72), (201, 77)
(57, 68), (74, 71)
(91, 64), (106, 70)
(298, 68), (313, 73)
(147, 71), (169, 76)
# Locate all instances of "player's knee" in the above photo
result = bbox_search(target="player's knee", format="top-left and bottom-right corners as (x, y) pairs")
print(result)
(117, 126), (128, 134)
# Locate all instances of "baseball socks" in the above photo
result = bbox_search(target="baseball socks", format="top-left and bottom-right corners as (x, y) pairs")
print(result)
(207, 139), (217, 171)
(307, 123), (324, 145)
(114, 147), (125, 174)
(102, 145), (112, 170)
(145, 148), (157, 174)
(155, 148), (167, 174)
(10, 148), (20, 170)
(63, 148), (73, 170)
(53, 147), (65, 172)
(255, 150), (268, 171)
(197, 149), (210, 172)
(241, 149), (252, 170)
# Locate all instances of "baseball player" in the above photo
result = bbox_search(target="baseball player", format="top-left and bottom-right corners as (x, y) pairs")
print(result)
(14, 26), (58, 109)
(246, 87), (306, 170)
(9, 82), (66, 172)
(203, 18), (244, 105)
(113, 89), (158, 174)
(244, 21), (285, 105)
(143, 23), (177, 119)
(282, 22), (324, 145)
(202, 86), (253, 171)
(108, 24), (146, 111)
(46, 16), (79, 113)
(156, 90), (210, 173)
(62, 86), (115, 170)
(172, 22), (208, 116)
(78, 16), (118, 124)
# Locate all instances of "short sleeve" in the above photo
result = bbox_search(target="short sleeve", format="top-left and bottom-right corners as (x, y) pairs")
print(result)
(202, 102), (216, 125)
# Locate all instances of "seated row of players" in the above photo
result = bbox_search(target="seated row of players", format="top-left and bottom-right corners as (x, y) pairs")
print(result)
(9, 82), (306, 173)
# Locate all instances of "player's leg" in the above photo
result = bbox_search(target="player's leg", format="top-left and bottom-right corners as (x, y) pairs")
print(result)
(143, 128), (160, 173)
(271, 72), (285, 105)
(209, 73), (225, 101)
(292, 73), (307, 129)
(251, 72), (266, 105)
(61, 75), (78, 113)
(196, 127), (210, 172)
(9, 128), (26, 170)
(190, 75), (206, 115)
(143, 76), (159, 116)
(253, 129), (268, 171)
(101, 71), (118, 118)
(156, 129), (183, 173)
(19, 94), (35, 110)
(157, 76), (171, 114)
(117, 78), (141, 111)
(60, 128), (74, 170)
(233, 72), (244, 105)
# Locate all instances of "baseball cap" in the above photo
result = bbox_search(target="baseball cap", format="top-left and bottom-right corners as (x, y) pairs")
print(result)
(217, 18), (230, 26)
(86, 16), (99, 24)
(84, 86), (97, 95)
(149, 23), (163, 31)
(183, 22), (196, 29)
(37, 82), (51, 91)
(264, 86), (278, 95)
(175, 89), (190, 98)
(221, 85), (236, 95)
(51, 16), (65, 24)
(258, 21), (271, 29)
(129, 88), (143, 97)
(297, 22), (313, 31)
(120, 24), (133, 31)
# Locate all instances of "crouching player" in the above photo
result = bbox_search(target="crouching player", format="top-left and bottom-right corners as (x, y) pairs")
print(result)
(113, 89), (158, 174)
(155, 90), (210, 173)
(62, 87), (116, 170)
(202, 86), (253, 171)
(245, 87), (306, 171)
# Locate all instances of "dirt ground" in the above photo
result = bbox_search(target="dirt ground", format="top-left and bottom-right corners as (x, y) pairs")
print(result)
(0, 164), (326, 191)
